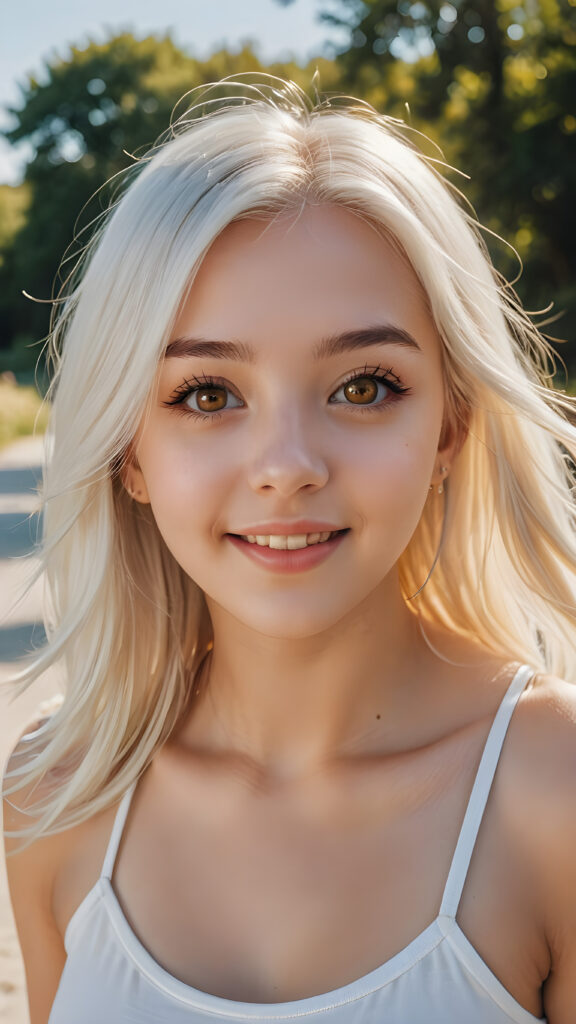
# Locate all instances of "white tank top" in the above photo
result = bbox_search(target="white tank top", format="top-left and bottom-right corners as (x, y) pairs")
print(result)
(48, 664), (545, 1023)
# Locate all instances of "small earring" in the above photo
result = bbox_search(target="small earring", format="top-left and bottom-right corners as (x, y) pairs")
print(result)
(437, 466), (448, 495)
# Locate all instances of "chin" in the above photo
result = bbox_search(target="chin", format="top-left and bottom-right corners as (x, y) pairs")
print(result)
(223, 600), (357, 641)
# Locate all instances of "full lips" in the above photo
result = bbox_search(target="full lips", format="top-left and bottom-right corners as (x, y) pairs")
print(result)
(226, 531), (348, 573)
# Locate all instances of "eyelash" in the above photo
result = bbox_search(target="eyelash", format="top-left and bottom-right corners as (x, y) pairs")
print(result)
(163, 373), (241, 422)
(333, 365), (412, 414)
(163, 365), (412, 422)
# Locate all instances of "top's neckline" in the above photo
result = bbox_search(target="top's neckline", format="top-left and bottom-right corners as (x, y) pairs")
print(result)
(65, 663), (538, 1019)
(65, 879), (543, 1021)
(79, 880), (447, 1016)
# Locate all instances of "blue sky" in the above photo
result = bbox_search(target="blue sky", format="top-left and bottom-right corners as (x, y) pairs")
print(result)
(1, 0), (348, 184)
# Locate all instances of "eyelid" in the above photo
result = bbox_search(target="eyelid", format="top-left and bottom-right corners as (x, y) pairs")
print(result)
(329, 364), (411, 401)
(162, 364), (411, 420)
(164, 373), (243, 406)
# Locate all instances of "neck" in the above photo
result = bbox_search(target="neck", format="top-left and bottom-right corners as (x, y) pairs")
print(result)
(181, 580), (431, 778)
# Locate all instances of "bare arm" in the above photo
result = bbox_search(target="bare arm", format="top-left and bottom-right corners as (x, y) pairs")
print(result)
(524, 678), (576, 1023)
(540, 799), (576, 1022)
(3, 741), (66, 1024)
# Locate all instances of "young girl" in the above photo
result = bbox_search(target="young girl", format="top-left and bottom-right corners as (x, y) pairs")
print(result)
(4, 76), (576, 1024)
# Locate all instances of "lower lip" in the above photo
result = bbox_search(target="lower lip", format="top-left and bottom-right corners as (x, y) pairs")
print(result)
(226, 532), (348, 573)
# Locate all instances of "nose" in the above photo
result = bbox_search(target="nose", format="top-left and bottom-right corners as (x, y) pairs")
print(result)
(246, 408), (329, 496)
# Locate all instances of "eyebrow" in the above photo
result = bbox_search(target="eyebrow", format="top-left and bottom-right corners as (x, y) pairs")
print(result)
(164, 325), (421, 362)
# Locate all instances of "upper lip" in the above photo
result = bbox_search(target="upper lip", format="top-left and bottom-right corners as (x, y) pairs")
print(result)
(229, 521), (346, 536)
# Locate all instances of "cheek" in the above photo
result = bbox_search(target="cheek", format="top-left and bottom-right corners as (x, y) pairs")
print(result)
(340, 417), (439, 492)
(136, 434), (240, 579)
(341, 419), (441, 551)
(138, 432), (231, 508)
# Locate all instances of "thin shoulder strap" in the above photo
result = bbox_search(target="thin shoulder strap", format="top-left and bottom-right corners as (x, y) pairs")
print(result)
(101, 779), (139, 880)
(439, 664), (535, 919)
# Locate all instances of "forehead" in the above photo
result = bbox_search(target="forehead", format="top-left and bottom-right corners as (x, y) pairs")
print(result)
(171, 205), (440, 359)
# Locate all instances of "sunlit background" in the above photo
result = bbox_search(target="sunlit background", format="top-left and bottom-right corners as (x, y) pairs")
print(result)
(1, 9), (575, 1023)
(1, 0), (575, 388)
(0, 0), (349, 183)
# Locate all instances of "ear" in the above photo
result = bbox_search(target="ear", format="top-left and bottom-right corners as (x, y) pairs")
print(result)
(430, 411), (468, 488)
(121, 455), (151, 504)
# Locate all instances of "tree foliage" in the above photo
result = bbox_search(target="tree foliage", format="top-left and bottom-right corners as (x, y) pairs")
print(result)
(279, 0), (576, 368)
(0, 183), (30, 252)
(0, 32), (338, 364)
(2, 12), (575, 372)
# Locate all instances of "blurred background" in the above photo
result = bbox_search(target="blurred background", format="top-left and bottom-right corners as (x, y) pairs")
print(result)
(1, 0), (575, 434)
(0, 6), (574, 1020)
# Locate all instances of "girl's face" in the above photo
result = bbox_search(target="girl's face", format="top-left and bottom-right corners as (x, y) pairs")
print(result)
(129, 205), (458, 638)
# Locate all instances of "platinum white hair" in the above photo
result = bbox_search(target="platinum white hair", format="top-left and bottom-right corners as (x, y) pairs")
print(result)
(5, 75), (576, 844)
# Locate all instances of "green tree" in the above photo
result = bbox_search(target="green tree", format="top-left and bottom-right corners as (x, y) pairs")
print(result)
(0, 183), (30, 252)
(0, 31), (338, 368)
(277, 0), (576, 369)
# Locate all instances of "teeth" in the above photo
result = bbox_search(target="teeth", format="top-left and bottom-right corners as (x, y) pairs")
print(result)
(286, 534), (308, 550)
(269, 535), (288, 550)
(240, 531), (340, 548)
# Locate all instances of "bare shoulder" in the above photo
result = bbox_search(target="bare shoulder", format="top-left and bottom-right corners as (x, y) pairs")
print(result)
(503, 673), (576, 1021)
(501, 672), (576, 828)
(3, 715), (65, 868)
(509, 672), (576, 797)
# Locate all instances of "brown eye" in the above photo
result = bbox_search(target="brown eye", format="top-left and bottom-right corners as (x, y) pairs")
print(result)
(343, 378), (379, 404)
(165, 378), (243, 417)
(193, 386), (228, 412)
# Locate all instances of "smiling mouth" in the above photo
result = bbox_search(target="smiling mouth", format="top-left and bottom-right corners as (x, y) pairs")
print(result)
(230, 530), (348, 550)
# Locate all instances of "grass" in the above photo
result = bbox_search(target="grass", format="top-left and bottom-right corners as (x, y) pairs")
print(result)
(0, 379), (50, 450)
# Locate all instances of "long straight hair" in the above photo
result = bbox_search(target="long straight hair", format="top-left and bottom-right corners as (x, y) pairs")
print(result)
(5, 76), (576, 844)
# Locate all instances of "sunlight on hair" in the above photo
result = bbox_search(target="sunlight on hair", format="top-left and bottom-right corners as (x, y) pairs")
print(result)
(4, 73), (576, 847)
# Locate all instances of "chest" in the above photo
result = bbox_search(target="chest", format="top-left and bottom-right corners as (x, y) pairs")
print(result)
(97, 754), (544, 1011)
(118, 804), (440, 998)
